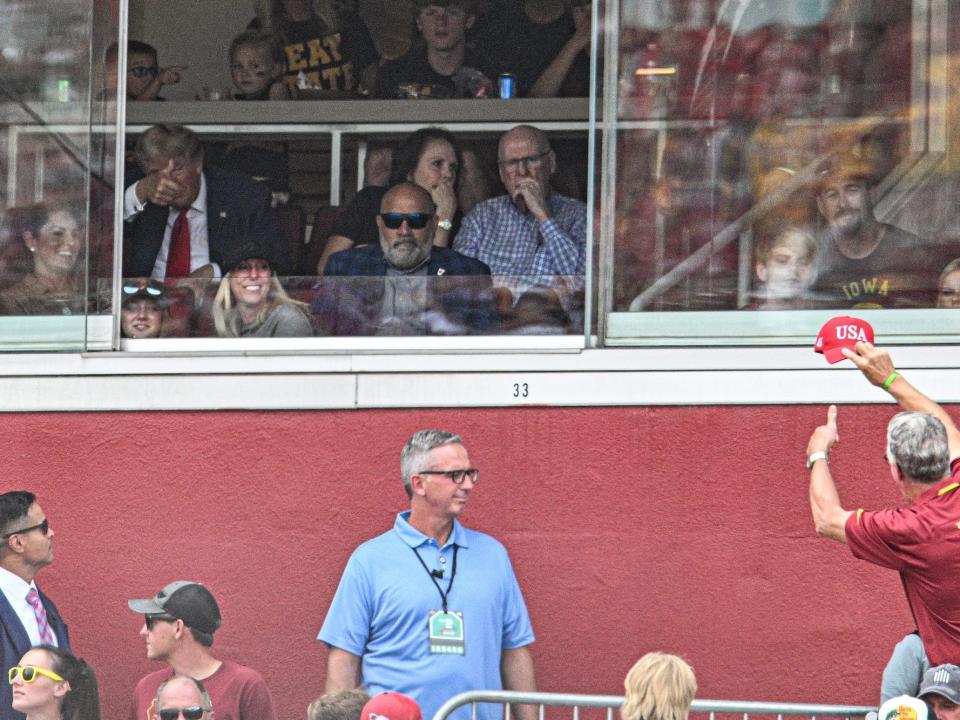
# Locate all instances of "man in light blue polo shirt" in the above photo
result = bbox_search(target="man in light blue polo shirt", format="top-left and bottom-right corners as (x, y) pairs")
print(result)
(318, 429), (537, 720)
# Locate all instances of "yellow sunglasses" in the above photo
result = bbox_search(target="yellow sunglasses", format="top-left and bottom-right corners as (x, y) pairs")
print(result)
(8, 665), (65, 684)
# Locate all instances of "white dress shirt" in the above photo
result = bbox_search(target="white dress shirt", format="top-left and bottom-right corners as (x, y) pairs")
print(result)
(123, 174), (220, 280)
(0, 566), (57, 647)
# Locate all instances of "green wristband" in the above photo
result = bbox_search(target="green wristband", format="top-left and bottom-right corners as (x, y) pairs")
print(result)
(882, 371), (900, 390)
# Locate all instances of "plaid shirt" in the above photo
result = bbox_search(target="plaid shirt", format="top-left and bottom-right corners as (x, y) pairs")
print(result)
(454, 194), (586, 277)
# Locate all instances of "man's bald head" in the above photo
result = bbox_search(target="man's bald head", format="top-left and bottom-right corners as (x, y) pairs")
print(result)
(377, 182), (437, 270)
(498, 125), (550, 160)
(380, 182), (436, 214)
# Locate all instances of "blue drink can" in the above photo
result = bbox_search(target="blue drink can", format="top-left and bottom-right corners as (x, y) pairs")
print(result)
(498, 73), (515, 99)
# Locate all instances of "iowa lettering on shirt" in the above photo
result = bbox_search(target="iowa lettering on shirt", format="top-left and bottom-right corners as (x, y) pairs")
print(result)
(283, 32), (355, 91)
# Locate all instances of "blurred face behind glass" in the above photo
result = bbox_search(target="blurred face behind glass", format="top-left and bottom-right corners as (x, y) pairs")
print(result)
(231, 45), (275, 98)
(10, 648), (66, 717)
(24, 210), (81, 279)
(409, 139), (458, 192)
(817, 178), (870, 237)
(756, 229), (817, 300)
(145, 154), (203, 209)
(127, 51), (159, 99)
(229, 258), (273, 315)
(417, 5), (473, 52)
(938, 269), (960, 308)
(121, 299), (164, 338)
(377, 187), (436, 271)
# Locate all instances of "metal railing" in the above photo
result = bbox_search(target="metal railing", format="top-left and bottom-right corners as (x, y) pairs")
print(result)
(432, 691), (876, 720)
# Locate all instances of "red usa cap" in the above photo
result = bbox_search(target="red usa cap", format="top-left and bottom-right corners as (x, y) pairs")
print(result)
(814, 315), (875, 364)
(362, 693), (422, 720)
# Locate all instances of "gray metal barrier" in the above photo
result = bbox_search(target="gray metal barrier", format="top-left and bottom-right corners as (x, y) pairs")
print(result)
(432, 690), (877, 720)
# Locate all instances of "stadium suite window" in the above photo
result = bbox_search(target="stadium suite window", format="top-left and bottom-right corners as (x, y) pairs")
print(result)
(604, 0), (960, 347)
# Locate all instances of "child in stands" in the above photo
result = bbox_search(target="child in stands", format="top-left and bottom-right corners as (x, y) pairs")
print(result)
(229, 30), (292, 100)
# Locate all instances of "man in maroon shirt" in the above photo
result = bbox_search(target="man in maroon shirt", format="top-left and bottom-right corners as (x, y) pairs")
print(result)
(127, 580), (278, 720)
(805, 341), (960, 667)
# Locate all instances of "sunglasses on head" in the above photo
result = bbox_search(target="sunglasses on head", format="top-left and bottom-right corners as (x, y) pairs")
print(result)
(380, 212), (433, 230)
(8, 665), (65, 684)
(2, 517), (49, 539)
(145, 614), (177, 631)
(159, 707), (208, 720)
(123, 283), (163, 297)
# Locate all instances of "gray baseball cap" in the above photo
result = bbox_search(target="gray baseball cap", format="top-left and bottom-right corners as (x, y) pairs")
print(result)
(920, 664), (960, 704)
(128, 581), (222, 635)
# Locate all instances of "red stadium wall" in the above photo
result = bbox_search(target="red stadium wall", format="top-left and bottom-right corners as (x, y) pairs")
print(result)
(4, 404), (932, 720)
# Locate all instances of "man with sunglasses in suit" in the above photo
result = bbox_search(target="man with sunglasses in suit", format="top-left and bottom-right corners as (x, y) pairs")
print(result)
(319, 430), (537, 720)
(0, 491), (69, 720)
(311, 182), (495, 335)
(127, 581), (277, 720)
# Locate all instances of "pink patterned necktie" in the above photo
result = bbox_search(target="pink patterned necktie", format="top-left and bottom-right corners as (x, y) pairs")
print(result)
(26, 587), (56, 645)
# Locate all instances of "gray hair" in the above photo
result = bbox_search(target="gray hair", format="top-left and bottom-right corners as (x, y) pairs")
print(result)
(400, 429), (462, 498)
(156, 675), (213, 718)
(887, 412), (950, 483)
(136, 124), (203, 173)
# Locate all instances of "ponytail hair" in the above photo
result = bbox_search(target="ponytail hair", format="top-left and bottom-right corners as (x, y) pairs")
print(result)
(36, 645), (101, 720)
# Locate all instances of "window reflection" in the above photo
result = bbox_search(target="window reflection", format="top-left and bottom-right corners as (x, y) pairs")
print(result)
(614, 0), (958, 313)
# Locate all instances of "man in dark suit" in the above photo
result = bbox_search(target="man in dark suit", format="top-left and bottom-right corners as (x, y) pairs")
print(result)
(123, 124), (290, 279)
(312, 182), (495, 335)
(0, 491), (69, 720)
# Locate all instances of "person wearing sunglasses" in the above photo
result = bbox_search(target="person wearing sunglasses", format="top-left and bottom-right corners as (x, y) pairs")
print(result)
(9, 645), (100, 720)
(319, 429), (537, 720)
(154, 675), (212, 720)
(211, 240), (312, 338)
(128, 581), (277, 720)
(311, 182), (495, 336)
(0, 492), (70, 720)
(102, 40), (186, 101)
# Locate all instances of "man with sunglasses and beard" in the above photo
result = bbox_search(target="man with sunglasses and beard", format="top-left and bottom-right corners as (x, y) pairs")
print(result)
(0, 491), (68, 720)
(318, 430), (537, 720)
(127, 581), (277, 720)
(311, 182), (494, 335)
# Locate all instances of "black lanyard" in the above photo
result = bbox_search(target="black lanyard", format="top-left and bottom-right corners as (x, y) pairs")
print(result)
(412, 543), (459, 613)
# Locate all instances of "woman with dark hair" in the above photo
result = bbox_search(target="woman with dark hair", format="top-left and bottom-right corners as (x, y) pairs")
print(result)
(318, 127), (463, 273)
(9, 644), (101, 720)
(0, 204), (85, 315)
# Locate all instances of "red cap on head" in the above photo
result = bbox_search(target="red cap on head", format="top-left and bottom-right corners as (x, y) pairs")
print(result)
(362, 693), (423, 720)
(814, 315), (875, 364)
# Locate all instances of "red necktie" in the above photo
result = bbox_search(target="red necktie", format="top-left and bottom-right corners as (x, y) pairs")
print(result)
(167, 208), (191, 277)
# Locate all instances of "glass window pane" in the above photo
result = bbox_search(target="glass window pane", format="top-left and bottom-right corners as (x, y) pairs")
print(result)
(607, 0), (960, 344)
(0, 0), (118, 350)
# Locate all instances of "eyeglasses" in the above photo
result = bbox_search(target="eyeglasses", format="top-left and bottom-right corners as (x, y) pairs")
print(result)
(380, 212), (433, 230)
(145, 614), (178, 630)
(8, 665), (65, 684)
(129, 66), (159, 79)
(158, 707), (209, 720)
(418, 468), (479, 484)
(498, 150), (550, 173)
(2, 518), (49, 539)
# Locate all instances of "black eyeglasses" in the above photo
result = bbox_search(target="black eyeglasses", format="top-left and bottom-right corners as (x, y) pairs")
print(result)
(2, 518), (49, 539)
(158, 707), (208, 720)
(418, 468), (479, 484)
(380, 212), (433, 230)
(145, 614), (177, 630)
(129, 66), (159, 79)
